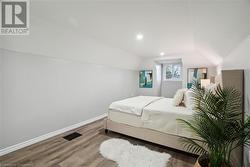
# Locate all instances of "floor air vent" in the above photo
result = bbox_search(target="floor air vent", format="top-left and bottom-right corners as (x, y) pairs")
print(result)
(63, 132), (82, 141)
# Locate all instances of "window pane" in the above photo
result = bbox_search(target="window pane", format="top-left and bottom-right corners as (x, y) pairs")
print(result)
(173, 64), (181, 79)
(165, 65), (173, 79)
(164, 63), (182, 80)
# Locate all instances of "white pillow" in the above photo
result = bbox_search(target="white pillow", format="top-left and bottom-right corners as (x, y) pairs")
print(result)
(184, 90), (195, 109)
(206, 83), (217, 93)
(173, 89), (187, 106)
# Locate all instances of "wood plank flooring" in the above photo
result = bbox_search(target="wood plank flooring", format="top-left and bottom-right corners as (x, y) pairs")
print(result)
(0, 119), (197, 167)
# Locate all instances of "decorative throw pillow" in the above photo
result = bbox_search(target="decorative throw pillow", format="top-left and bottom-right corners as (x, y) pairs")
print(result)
(184, 90), (195, 110)
(173, 89), (187, 106)
(206, 83), (217, 93)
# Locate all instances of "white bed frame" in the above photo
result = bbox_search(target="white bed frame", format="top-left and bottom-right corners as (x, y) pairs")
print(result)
(104, 118), (202, 155)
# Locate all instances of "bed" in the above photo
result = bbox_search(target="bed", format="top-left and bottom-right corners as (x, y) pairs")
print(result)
(104, 96), (202, 154)
(104, 70), (243, 166)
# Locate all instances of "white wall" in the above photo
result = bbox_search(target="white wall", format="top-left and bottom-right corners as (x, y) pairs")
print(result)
(0, 8), (142, 149)
(221, 34), (250, 119)
(222, 36), (250, 70)
(0, 49), (138, 148)
(138, 56), (217, 97)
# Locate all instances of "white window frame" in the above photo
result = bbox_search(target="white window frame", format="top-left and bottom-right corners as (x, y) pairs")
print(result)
(163, 63), (183, 81)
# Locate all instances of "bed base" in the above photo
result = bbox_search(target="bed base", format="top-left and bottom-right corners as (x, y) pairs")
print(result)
(104, 119), (200, 155)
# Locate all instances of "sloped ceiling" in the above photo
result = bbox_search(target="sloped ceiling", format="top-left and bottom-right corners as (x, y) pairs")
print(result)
(2, 0), (250, 66)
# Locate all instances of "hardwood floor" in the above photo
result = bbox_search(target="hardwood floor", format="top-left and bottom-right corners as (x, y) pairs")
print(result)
(0, 119), (197, 167)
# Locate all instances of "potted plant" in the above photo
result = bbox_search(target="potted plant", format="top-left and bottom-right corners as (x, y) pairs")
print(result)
(178, 83), (250, 167)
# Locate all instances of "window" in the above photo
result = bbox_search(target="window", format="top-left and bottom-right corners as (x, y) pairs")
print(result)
(163, 63), (182, 81)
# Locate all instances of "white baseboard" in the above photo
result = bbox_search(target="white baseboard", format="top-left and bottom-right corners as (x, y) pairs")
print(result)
(0, 113), (107, 156)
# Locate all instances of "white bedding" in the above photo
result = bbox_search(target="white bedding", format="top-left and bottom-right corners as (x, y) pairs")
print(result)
(142, 98), (195, 138)
(109, 96), (163, 116)
(108, 96), (197, 139)
(108, 109), (143, 127)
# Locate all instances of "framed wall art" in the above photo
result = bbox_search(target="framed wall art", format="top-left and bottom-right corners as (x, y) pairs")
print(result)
(139, 70), (153, 88)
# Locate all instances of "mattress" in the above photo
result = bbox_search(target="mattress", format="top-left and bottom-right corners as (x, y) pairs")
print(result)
(108, 109), (143, 127)
(108, 97), (197, 139)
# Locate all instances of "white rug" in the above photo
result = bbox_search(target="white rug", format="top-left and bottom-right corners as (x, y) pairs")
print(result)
(99, 138), (171, 167)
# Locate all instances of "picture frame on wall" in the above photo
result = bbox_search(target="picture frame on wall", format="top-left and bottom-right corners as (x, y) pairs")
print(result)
(139, 70), (153, 88)
(187, 68), (208, 89)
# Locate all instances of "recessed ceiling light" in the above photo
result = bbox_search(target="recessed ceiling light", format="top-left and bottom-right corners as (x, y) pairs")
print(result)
(136, 33), (144, 40)
(160, 52), (165, 56)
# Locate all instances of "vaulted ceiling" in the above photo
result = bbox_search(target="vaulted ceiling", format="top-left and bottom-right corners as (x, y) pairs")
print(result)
(2, 0), (250, 66)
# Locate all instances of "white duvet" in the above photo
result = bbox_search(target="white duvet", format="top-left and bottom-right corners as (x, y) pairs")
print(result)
(109, 96), (163, 116)
(142, 98), (195, 138)
(109, 96), (197, 139)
